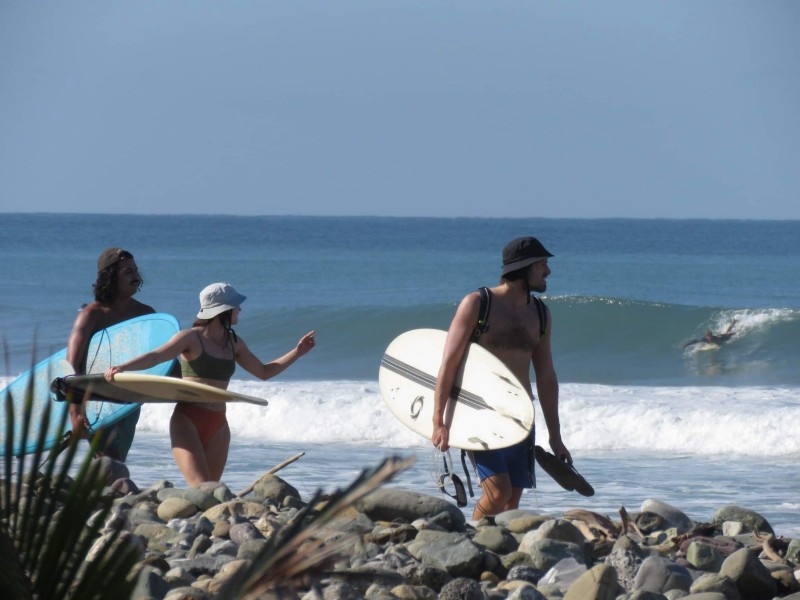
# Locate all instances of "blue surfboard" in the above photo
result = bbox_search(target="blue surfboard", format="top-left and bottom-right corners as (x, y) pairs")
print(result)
(1, 313), (180, 456)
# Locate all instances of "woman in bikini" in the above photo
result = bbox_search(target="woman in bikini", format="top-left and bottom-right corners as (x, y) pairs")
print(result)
(104, 282), (315, 486)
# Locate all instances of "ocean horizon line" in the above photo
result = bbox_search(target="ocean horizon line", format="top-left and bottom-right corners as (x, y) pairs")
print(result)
(2, 212), (798, 224)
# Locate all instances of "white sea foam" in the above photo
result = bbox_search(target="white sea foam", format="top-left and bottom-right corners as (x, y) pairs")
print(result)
(133, 379), (800, 457)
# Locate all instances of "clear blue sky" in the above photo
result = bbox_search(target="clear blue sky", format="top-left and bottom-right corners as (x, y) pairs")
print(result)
(1, 1), (798, 219)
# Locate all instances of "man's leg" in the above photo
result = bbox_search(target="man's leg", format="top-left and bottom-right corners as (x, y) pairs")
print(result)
(472, 473), (514, 520)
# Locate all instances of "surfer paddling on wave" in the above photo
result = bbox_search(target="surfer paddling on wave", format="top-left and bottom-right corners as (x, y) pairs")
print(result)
(432, 237), (572, 521)
(67, 247), (159, 462)
(105, 282), (316, 487)
(682, 319), (737, 348)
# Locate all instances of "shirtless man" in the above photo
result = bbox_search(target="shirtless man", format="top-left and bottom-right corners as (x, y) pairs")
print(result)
(66, 248), (156, 461)
(432, 236), (572, 520)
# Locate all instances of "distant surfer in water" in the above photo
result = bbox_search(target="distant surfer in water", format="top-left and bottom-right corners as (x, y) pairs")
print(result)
(682, 319), (737, 348)
(104, 283), (315, 487)
(67, 247), (158, 462)
(432, 236), (573, 521)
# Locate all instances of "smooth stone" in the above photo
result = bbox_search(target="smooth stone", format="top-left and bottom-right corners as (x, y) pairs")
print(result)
(718, 547), (777, 599)
(390, 584), (438, 600)
(354, 488), (465, 531)
(201, 499), (267, 522)
(251, 473), (301, 504)
(158, 496), (199, 521)
(525, 539), (586, 572)
(633, 556), (692, 595)
(92, 456), (130, 485)
(406, 530), (484, 577)
(519, 519), (585, 549)
(473, 525), (519, 554)
(229, 521), (264, 545)
(688, 573), (740, 599)
(640, 500), (694, 535)
(131, 565), (170, 600)
(563, 563), (620, 600)
(685, 541), (724, 572)
(506, 514), (552, 534)
(710, 506), (774, 536)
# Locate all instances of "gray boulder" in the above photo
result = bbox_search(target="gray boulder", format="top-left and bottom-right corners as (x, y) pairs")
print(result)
(354, 488), (465, 530)
(406, 530), (484, 577)
(640, 499), (694, 534)
(710, 505), (774, 536)
(718, 547), (776, 599)
(633, 556), (692, 595)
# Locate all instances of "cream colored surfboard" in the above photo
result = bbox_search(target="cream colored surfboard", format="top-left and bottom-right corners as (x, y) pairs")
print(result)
(379, 328), (534, 451)
(55, 373), (268, 406)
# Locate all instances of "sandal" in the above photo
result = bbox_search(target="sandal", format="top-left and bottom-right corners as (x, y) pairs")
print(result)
(534, 445), (594, 497)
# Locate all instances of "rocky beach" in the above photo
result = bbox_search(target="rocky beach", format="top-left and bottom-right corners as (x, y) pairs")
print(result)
(48, 456), (800, 600)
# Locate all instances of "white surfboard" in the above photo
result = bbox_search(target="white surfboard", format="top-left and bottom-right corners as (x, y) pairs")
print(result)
(54, 373), (268, 406)
(379, 329), (534, 451)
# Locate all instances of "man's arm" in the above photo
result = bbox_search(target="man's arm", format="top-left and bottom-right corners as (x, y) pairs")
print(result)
(432, 293), (480, 451)
(532, 305), (572, 463)
(65, 308), (96, 435)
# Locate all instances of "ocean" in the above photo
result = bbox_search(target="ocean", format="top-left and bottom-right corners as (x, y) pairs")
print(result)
(1, 214), (799, 536)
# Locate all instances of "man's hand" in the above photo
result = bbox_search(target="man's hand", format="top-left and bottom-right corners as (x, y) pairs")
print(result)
(432, 424), (450, 452)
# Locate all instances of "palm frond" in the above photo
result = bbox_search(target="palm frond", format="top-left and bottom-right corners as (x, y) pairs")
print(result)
(1, 343), (142, 600)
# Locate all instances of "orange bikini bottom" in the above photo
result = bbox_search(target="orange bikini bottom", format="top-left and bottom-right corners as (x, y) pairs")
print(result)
(174, 403), (227, 446)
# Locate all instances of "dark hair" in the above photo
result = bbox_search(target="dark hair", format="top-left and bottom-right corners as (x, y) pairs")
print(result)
(501, 264), (531, 283)
(93, 251), (142, 303)
(193, 309), (238, 345)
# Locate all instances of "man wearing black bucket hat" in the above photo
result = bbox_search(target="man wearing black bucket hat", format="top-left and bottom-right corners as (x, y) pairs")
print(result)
(432, 236), (574, 520)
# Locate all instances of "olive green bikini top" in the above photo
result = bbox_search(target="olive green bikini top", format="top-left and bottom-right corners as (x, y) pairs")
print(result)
(181, 331), (236, 381)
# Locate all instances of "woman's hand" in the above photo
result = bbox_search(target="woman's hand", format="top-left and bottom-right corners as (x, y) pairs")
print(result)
(296, 331), (316, 356)
(104, 365), (124, 382)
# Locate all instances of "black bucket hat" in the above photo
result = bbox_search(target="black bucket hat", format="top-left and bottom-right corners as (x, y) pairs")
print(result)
(501, 237), (553, 275)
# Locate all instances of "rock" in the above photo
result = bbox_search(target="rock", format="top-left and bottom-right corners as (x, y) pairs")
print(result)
(438, 577), (486, 600)
(640, 500), (694, 534)
(92, 456), (130, 485)
(563, 563), (620, 600)
(131, 565), (170, 600)
(493, 509), (543, 528)
(398, 563), (452, 592)
(164, 586), (212, 599)
(525, 539), (586, 572)
(685, 540), (724, 572)
(718, 547), (777, 599)
(201, 499), (267, 522)
(251, 473), (301, 504)
(506, 514), (552, 534)
(633, 556), (692, 595)
(473, 526), (519, 554)
(406, 530), (484, 577)
(710, 506), (774, 536)
(390, 584), (438, 600)
(506, 584), (547, 599)
(605, 535), (645, 592)
(158, 496), (199, 520)
(688, 573), (740, 599)
(229, 520), (264, 545)
(520, 518), (585, 547)
(354, 489), (465, 530)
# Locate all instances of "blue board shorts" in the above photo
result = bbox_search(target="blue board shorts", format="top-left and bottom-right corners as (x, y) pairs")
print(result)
(93, 406), (141, 462)
(470, 434), (534, 489)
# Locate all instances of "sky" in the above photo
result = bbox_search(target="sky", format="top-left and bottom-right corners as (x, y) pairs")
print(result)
(1, 1), (798, 219)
